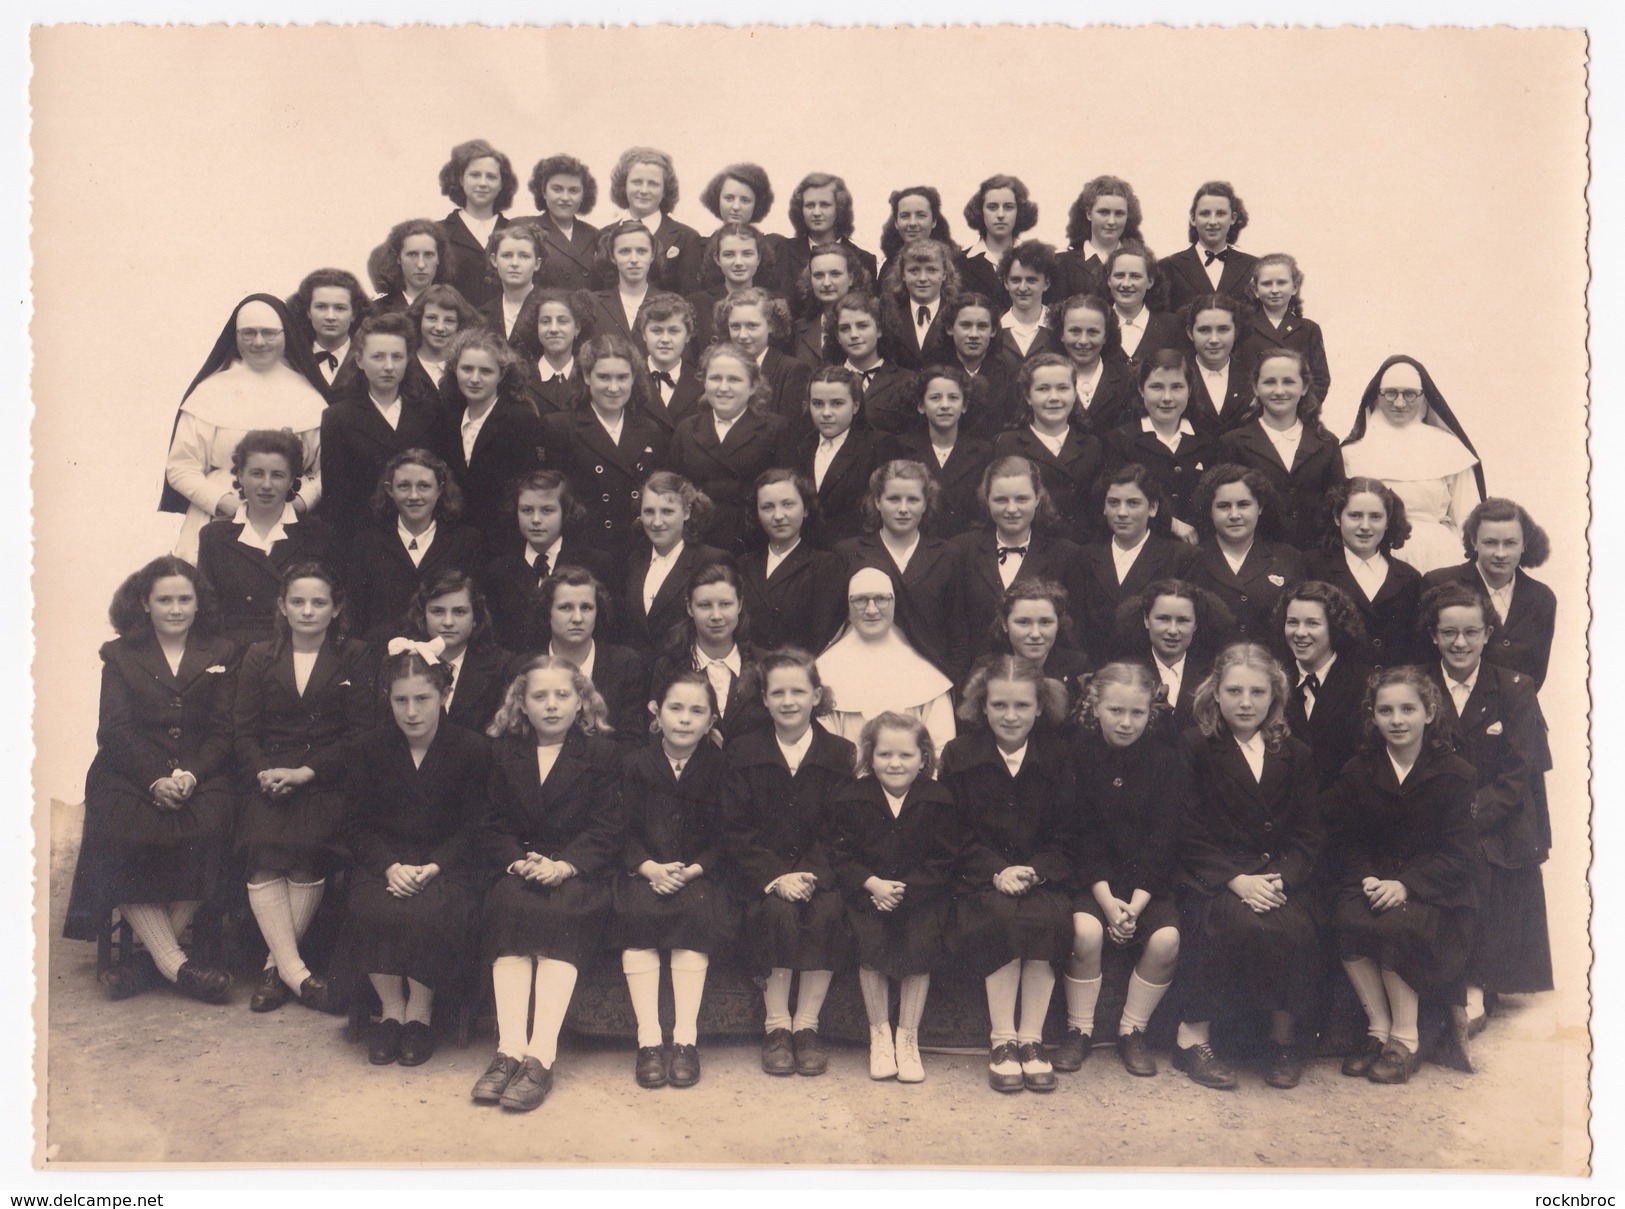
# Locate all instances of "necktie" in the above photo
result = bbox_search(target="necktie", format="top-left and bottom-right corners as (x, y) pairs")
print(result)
(650, 369), (675, 389)
(916, 305), (930, 327)
(997, 544), (1028, 565)
(1203, 248), (1230, 266)
(407, 537), (419, 552)
(1298, 672), (1319, 715)
(672, 758), (686, 777)
(533, 551), (551, 581)
(317, 351), (338, 371)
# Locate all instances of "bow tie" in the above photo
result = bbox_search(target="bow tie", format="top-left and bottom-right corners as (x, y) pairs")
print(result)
(857, 366), (879, 384)
(1203, 248), (1231, 266)
(650, 369), (675, 388)
(997, 544), (1028, 565)
(531, 551), (551, 581)
(1298, 671), (1320, 700)
(316, 351), (338, 371)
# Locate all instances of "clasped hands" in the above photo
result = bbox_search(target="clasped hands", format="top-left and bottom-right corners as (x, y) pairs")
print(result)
(640, 859), (703, 896)
(993, 865), (1039, 897)
(864, 875), (907, 912)
(384, 862), (441, 898)
(1361, 876), (1408, 913)
(1229, 871), (1287, 914)
(257, 766), (315, 799)
(768, 871), (818, 902)
(513, 851), (577, 887)
(150, 771), (197, 811)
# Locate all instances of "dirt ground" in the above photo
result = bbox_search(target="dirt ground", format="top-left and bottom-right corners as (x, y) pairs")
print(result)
(39, 800), (1590, 1172)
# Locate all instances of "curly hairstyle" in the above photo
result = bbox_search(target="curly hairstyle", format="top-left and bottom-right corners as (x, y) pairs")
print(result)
(374, 219), (448, 295)
(976, 455), (1061, 533)
(700, 163), (774, 223)
(824, 289), (892, 365)
(1192, 642), (1291, 749)
(270, 559), (349, 651)
(787, 172), (857, 241)
(1419, 579), (1501, 636)
(754, 466), (824, 541)
(353, 309), (418, 363)
(486, 653), (613, 738)
(1092, 461), (1173, 538)
(703, 221), (776, 283)
(1248, 252), (1307, 317)
(578, 332), (655, 416)
(594, 220), (666, 290)
(881, 239), (961, 319)
(108, 556), (218, 645)
(714, 289), (793, 346)
(1100, 238), (1164, 311)
(1462, 497), (1551, 567)
(1064, 175), (1144, 250)
(536, 565), (615, 644)
(1360, 664), (1457, 756)
(230, 429), (306, 501)
(879, 185), (952, 260)
(508, 468), (587, 535)
(287, 268), (370, 340)
(378, 647), (454, 701)
(1320, 476), (1412, 555)
(406, 283), (482, 345)
(962, 173), (1040, 240)
(1076, 660), (1170, 732)
(1111, 577), (1237, 670)
(992, 578), (1077, 653)
(638, 290), (699, 341)
(1185, 181), (1250, 246)
(438, 138), (519, 212)
(608, 146), (680, 214)
(1190, 463), (1287, 543)
(797, 243), (873, 314)
(1242, 346), (1331, 435)
(370, 447), (465, 525)
(997, 238), (1058, 286)
(511, 288), (588, 361)
(527, 153), (599, 217)
(405, 568), (496, 650)
(1273, 580), (1369, 663)
(910, 362), (973, 412)
(1016, 351), (1076, 408)
(955, 653), (1069, 727)
(657, 561), (756, 668)
(641, 470), (716, 543)
(756, 646), (836, 719)
(697, 340), (773, 415)
(855, 710), (937, 781)
(1049, 292), (1124, 363)
(861, 458), (942, 533)
(645, 666), (721, 737)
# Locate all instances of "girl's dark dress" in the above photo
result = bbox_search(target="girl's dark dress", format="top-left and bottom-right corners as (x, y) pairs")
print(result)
(1304, 550), (1424, 668)
(480, 729), (622, 966)
(196, 516), (339, 648)
(232, 636), (376, 867)
(333, 722), (490, 989)
(1180, 728), (1324, 1021)
(829, 776), (961, 979)
(1323, 748), (1479, 993)
(941, 728), (1075, 978)
(610, 739), (739, 954)
(721, 724), (856, 975)
(1069, 726), (1193, 941)
(64, 635), (239, 939)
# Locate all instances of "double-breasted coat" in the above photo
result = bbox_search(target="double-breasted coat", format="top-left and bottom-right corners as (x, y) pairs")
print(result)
(1185, 540), (1306, 642)
(1304, 550), (1424, 669)
(736, 541), (848, 656)
(1217, 421), (1347, 550)
(667, 409), (793, 556)
(540, 408), (669, 557)
(196, 515), (339, 649)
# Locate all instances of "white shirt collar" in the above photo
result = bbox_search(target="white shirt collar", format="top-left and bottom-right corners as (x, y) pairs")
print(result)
(1297, 650), (1337, 682)
(882, 787), (907, 817)
(649, 539), (685, 569)
(764, 537), (801, 578)
(527, 536), (564, 569)
(777, 726), (815, 773)
(596, 409), (625, 444)
(232, 502), (298, 551)
(1235, 730), (1266, 781)
(537, 356), (575, 383)
(696, 645), (743, 676)
(1111, 530), (1150, 581)
(1444, 660), (1480, 701)
(1001, 742), (1028, 778)
(398, 518), (436, 561)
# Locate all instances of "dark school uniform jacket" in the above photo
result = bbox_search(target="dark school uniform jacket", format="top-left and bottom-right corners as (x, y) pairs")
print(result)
(1158, 246), (1260, 314)
(618, 737), (728, 873)
(534, 215), (602, 294)
(196, 515), (339, 648)
(620, 541), (734, 655)
(941, 728), (1075, 892)
(1304, 550), (1424, 668)
(1102, 422), (1219, 531)
(722, 723), (855, 895)
(667, 408), (794, 555)
(343, 722), (490, 881)
(233, 636), (375, 790)
(1240, 310), (1331, 406)
(347, 520), (485, 639)
(1185, 539), (1306, 641)
(894, 430), (995, 541)
(990, 425), (1104, 539)
(1070, 727), (1194, 902)
(1282, 654), (1374, 793)
(445, 643), (517, 735)
(737, 541), (848, 655)
(539, 407), (668, 550)
(792, 426), (900, 547)
(446, 398), (550, 557)
(854, 362), (917, 437)
(947, 528), (1084, 677)
(318, 386), (458, 530)
(829, 777), (961, 899)
(1422, 562), (1556, 691)
(1217, 420), (1346, 551)
(482, 729), (622, 875)
(484, 539), (621, 654)
(1072, 534), (1196, 666)
(438, 210), (512, 311)
(835, 532), (958, 677)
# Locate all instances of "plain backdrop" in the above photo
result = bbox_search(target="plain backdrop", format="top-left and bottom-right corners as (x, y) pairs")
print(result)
(26, 21), (1596, 1176)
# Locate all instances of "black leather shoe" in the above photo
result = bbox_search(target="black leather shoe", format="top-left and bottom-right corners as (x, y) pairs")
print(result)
(249, 966), (291, 1013)
(988, 1042), (1024, 1093)
(636, 1045), (669, 1088)
(499, 1056), (553, 1111)
(397, 1020), (435, 1067)
(368, 1019), (402, 1065)
(471, 1053), (522, 1103)
(1341, 1034), (1386, 1078)
(1051, 1027), (1089, 1073)
(792, 1028), (828, 1077)
(298, 974), (343, 1015)
(668, 1043), (701, 1087)
(760, 1028), (795, 1076)
(175, 961), (232, 1004)
(1173, 1042), (1238, 1089)
(1368, 1039), (1421, 1085)
(1265, 1043), (1303, 1089)
(98, 962), (147, 1001)
(1118, 1028), (1158, 1077)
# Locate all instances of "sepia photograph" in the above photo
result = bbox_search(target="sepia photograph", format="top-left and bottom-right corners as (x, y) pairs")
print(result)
(25, 18), (1597, 1179)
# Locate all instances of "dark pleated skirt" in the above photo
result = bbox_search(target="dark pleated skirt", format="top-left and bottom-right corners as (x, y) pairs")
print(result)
(333, 872), (478, 990)
(846, 891), (950, 979)
(1181, 889), (1321, 1021)
(1334, 886), (1476, 993)
(234, 784), (348, 867)
(1471, 864), (1553, 993)
(481, 872), (610, 966)
(63, 772), (235, 939)
(952, 884), (1072, 978)
(609, 873), (740, 953)
(740, 887), (851, 975)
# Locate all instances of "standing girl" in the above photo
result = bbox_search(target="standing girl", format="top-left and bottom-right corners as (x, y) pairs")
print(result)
(1062, 662), (1192, 1076)
(405, 284), (481, 395)
(1101, 240), (1180, 367)
(582, 220), (662, 350)
(527, 153), (601, 294)
(1158, 182), (1259, 313)
(991, 352), (1104, 535)
(535, 566), (649, 738)
(791, 245), (872, 367)
(1276, 580), (1373, 793)
(370, 218), (447, 315)
(715, 290), (811, 424)
(1243, 253), (1331, 407)
(1183, 293), (1254, 435)
(1101, 349), (1216, 538)
(1175, 643), (1323, 1091)
(613, 671), (739, 1088)
(474, 656), (621, 1111)
(895, 366), (995, 537)
(795, 366), (898, 545)
(877, 185), (954, 284)
(830, 712), (959, 1083)
(943, 657), (1074, 1093)
(995, 241), (1059, 360)
(435, 138), (519, 310)
(1305, 477), (1422, 668)
(608, 146), (705, 295)
(722, 649), (856, 1077)
(1056, 175), (1142, 299)
(957, 173), (1039, 305)
(402, 569), (513, 735)
(63, 558), (237, 1003)
(620, 470), (731, 654)
(514, 290), (588, 417)
(882, 239), (959, 371)
(480, 223), (544, 342)
(990, 579), (1092, 710)
(336, 642), (489, 1067)
(830, 291), (913, 436)
(773, 172), (878, 305)
(1185, 464), (1306, 641)
(235, 560), (374, 1014)
(1053, 294), (1134, 435)
(649, 563), (770, 745)
(739, 468), (848, 654)
(941, 296), (1024, 435)
(688, 223), (777, 350)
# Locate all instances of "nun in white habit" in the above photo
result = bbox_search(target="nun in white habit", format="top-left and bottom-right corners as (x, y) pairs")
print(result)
(816, 566), (957, 759)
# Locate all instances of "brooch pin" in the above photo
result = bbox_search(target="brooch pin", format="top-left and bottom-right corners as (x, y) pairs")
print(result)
(1268, 574), (1285, 586)
(1485, 721), (1503, 736)
(205, 665), (227, 674)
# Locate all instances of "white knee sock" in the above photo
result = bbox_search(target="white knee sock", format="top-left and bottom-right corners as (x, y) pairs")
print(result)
(490, 956), (533, 1059)
(167, 899), (201, 939)
(287, 878), (325, 938)
(1120, 970), (1171, 1035)
(1342, 956), (1392, 1041)
(1017, 960), (1057, 1045)
(120, 903), (186, 982)
(984, 959), (1021, 1046)
(898, 972), (930, 1030)
(1176, 1020), (1211, 1049)
(1064, 973), (1102, 1034)
(1269, 1009), (1296, 1046)
(246, 878), (310, 992)
(857, 966), (891, 1029)
(669, 949), (709, 1047)
(1381, 968), (1421, 1052)
(528, 958), (578, 1067)
(403, 978), (434, 1026)
(621, 948), (664, 1048)
(791, 969), (833, 1033)
(762, 967), (793, 1033)
(369, 973), (407, 1021)
(1465, 984), (1486, 1021)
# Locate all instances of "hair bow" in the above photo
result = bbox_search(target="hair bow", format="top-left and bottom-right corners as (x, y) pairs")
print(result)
(387, 635), (446, 664)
